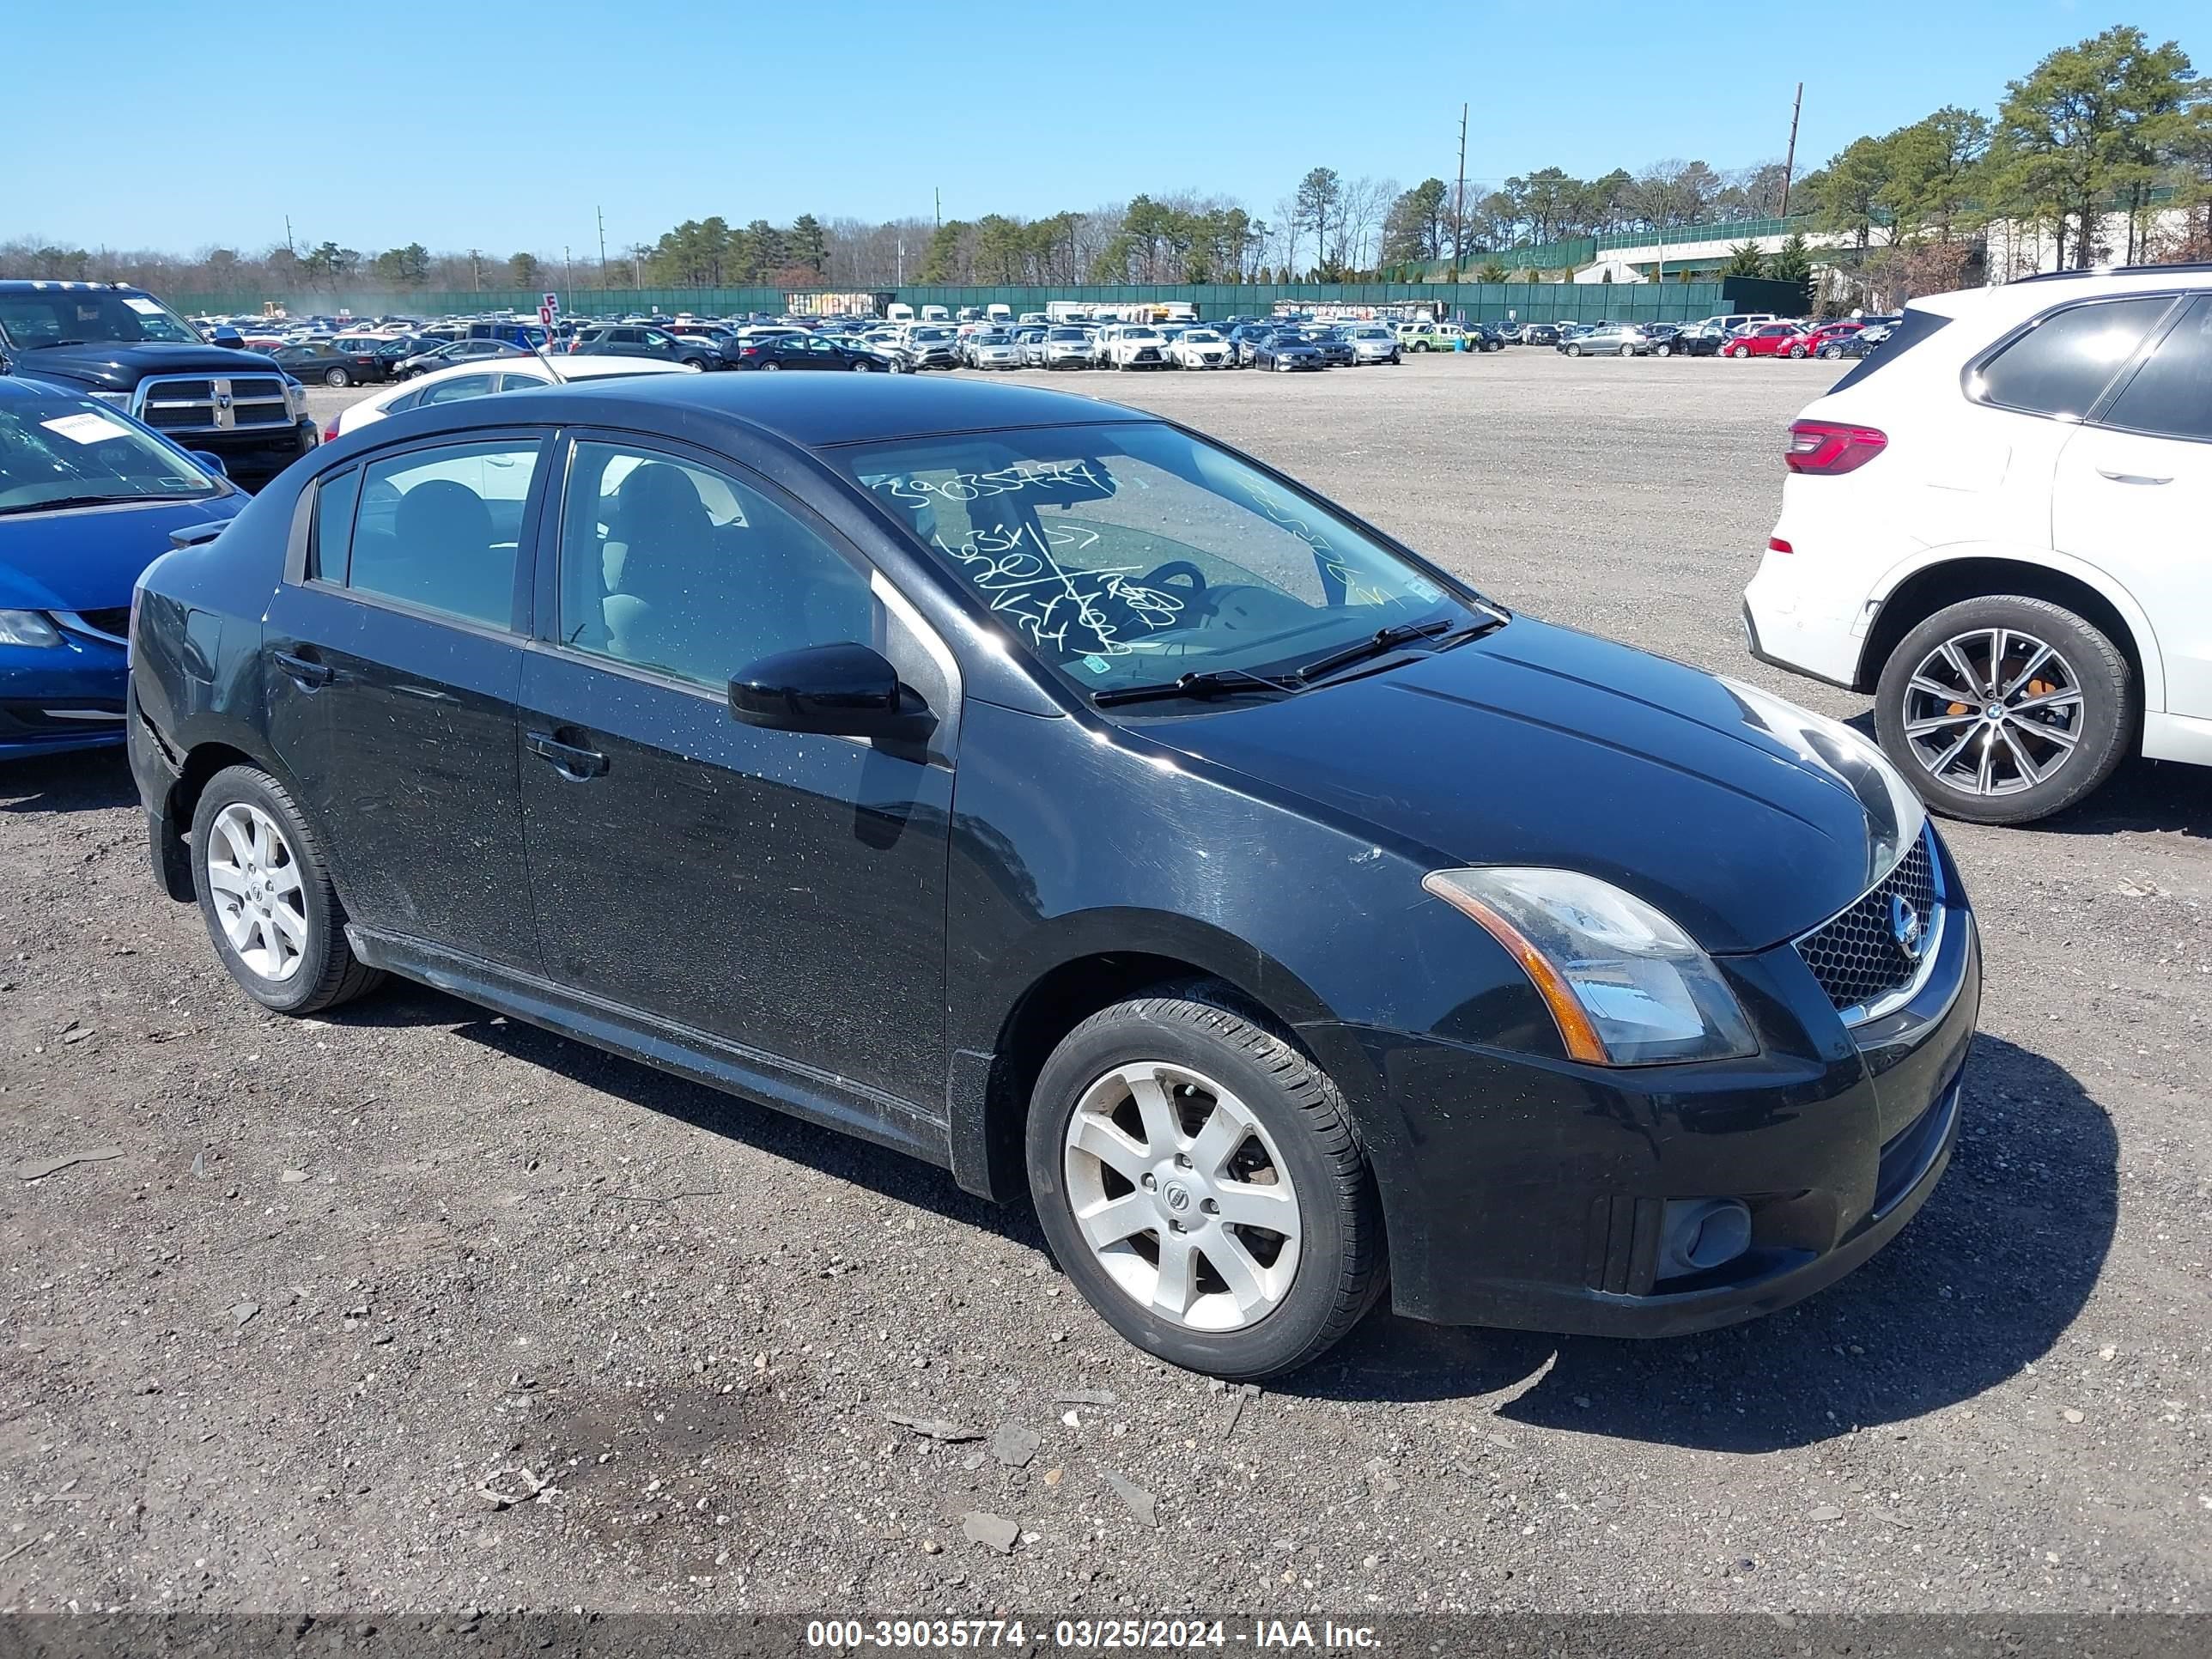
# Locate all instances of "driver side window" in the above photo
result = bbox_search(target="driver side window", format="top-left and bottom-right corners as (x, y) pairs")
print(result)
(555, 441), (878, 690)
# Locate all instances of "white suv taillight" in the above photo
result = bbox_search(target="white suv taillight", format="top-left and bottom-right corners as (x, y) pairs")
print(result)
(1786, 420), (1887, 475)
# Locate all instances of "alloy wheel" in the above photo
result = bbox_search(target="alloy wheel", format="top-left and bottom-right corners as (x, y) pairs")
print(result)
(204, 802), (308, 981)
(1900, 627), (2085, 799)
(1060, 1060), (1303, 1333)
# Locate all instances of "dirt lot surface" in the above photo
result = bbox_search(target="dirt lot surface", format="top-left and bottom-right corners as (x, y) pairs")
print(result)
(3, 354), (2207, 1618)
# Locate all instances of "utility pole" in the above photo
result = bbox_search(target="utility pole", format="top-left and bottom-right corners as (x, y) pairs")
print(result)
(284, 215), (295, 257)
(469, 249), (481, 292)
(934, 188), (941, 230)
(597, 206), (607, 287)
(1451, 102), (1468, 283)
(563, 246), (572, 297)
(1779, 82), (1804, 218)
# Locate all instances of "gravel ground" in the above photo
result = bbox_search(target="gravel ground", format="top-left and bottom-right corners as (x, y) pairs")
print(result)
(3, 353), (2207, 1619)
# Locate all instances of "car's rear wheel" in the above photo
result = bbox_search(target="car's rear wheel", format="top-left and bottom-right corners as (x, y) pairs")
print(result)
(323, 367), (350, 387)
(762, 362), (781, 371)
(190, 765), (382, 1014)
(1874, 596), (2134, 826)
(1026, 990), (1384, 1379)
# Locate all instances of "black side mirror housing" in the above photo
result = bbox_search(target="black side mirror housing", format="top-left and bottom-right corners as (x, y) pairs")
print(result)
(729, 642), (933, 742)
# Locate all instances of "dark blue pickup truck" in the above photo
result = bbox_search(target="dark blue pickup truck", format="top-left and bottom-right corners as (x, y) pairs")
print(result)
(0, 281), (318, 487)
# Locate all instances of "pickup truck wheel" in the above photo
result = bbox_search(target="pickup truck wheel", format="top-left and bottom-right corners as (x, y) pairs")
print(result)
(191, 765), (383, 1015)
(323, 367), (351, 387)
(1027, 989), (1386, 1379)
(1875, 596), (2134, 826)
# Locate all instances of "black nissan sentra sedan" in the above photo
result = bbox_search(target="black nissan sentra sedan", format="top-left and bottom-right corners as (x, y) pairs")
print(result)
(126, 375), (1978, 1379)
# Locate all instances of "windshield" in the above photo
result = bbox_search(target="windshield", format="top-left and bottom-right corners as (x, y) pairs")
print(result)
(1048, 328), (1087, 341)
(835, 423), (1478, 700)
(0, 288), (203, 349)
(0, 393), (221, 514)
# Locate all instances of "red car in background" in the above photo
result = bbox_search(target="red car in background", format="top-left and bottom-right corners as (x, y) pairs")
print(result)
(1723, 321), (1804, 358)
(1778, 320), (1865, 360)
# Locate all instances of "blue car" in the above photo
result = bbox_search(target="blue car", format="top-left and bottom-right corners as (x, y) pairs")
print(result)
(1, 377), (246, 758)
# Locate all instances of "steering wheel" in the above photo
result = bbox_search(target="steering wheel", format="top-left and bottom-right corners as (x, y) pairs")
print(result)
(1139, 559), (1208, 597)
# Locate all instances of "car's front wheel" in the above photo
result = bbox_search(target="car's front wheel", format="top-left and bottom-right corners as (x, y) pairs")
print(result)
(1027, 991), (1385, 1379)
(190, 765), (382, 1014)
(1730, 343), (1749, 357)
(1874, 595), (2135, 826)
(1653, 342), (1673, 357)
(1565, 343), (1583, 357)
(324, 367), (350, 387)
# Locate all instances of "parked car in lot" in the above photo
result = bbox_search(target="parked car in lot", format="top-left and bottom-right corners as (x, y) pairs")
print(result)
(732, 334), (891, 372)
(1560, 323), (1650, 358)
(1106, 326), (1172, 370)
(1226, 325), (1277, 366)
(1253, 331), (1327, 371)
(0, 378), (244, 757)
(1170, 328), (1234, 369)
(1309, 329), (1358, 368)
(1514, 322), (1560, 347)
(128, 371), (1978, 1378)
(270, 338), (392, 388)
(1339, 325), (1401, 364)
(1033, 327), (1096, 370)
(1395, 320), (1455, 353)
(1723, 322), (1804, 359)
(570, 325), (718, 370)
(329, 355), (699, 440)
(1459, 323), (1508, 352)
(393, 338), (529, 380)
(0, 281), (318, 488)
(1745, 267), (2212, 824)
(1650, 323), (1726, 358)
(964, 331), (1025, 370)
(1797, 322), (1867, 360)
(902, 326), (963, 370)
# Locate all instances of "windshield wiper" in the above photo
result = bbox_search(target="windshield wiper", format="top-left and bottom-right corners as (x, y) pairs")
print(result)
(0, 492), (170, 515)
(1293, 616), (1465, 683)
(1091, 666), (1300, 709)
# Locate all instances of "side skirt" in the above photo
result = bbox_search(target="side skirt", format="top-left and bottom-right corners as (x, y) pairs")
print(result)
(346, 927), (955, 1171)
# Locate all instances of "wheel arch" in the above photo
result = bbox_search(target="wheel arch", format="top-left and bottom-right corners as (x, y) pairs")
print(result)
(948, 919), (1370, 1206)
(1858, 550), (2163, 716)
(160, 736), (325, 900)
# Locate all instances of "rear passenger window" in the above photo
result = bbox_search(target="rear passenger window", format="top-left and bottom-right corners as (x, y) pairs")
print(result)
(311, 467), (361, 580)
(2098, 295), (2212, 442)
(343, 441), (540, 627)
(1970, 297), (2173, 420)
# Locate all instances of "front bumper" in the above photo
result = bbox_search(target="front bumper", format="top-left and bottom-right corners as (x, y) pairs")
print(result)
(1316, 851), (1980, 1336)
(1, 634), (130, 759)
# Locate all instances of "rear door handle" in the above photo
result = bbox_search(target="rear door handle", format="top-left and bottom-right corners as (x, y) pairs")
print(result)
(272, 650), (334, 688)
(526, 731), (609, 778)
(2096, 469), (2172, 485)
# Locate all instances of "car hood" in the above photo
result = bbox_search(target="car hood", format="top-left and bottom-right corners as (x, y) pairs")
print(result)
(1146, 617), (1901, 954)
(15, 341), (285, 392)
(0, 493), (244, 611)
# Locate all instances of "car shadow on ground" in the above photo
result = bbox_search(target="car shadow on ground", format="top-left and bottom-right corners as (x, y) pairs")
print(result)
(0, 747), (137, 815)
(1281, 1032), (2117, 1452)
(349, 980), (1036, 1246)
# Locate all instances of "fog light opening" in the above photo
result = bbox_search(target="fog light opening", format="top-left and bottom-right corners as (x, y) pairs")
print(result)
(1656, 1198), (1753, 1282)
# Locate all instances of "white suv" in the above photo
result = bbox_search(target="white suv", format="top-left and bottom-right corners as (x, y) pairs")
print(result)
(1742, 266), (2212, 824)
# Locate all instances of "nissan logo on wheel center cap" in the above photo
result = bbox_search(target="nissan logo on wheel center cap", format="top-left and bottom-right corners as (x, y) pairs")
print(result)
(1162, 1182), (1193, 1213)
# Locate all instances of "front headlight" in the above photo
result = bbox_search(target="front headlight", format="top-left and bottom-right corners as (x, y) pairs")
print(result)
(1721, 677), (1925, 887)
(284, 379), (309, 416)
(1424, 867), (1758, 1066)
(0, 610), (65, 648)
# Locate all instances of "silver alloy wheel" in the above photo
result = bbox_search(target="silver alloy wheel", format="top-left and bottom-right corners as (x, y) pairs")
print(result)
(204, 802), (308, 981)
(1060, 1060), (1303, 1333)
(1900, 626), (2085, 797)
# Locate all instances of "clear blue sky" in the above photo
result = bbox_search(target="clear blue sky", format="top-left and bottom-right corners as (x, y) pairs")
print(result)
(3, 1), (2198, 257)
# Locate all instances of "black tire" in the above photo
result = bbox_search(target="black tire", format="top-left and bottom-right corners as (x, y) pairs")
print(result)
(1026, 988), (1386, 1380)
(1654, 343), (1673, 357)
(190, 764), (383, 1014)
(1874, 594), (2134, 826)
(1566, 343), (1582, 357)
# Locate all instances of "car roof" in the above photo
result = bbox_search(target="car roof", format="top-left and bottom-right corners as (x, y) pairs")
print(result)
(489, 371), (1148, 450)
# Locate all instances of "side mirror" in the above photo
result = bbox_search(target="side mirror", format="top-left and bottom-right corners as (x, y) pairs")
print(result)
(190, 450), (228, 477)
(729, 642), (932, 742)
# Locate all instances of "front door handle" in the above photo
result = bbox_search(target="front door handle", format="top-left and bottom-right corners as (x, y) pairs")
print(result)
(526, 731), (609, 779)
(272, 649), (334, 688)
(2096, 468), (2172, 485)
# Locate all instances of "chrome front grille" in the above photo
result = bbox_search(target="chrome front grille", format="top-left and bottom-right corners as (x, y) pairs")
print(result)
(1796, 830), (1942, 1018)
(139, 374), (291, 433)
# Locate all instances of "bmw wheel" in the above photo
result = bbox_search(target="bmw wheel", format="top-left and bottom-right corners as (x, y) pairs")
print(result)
(1874, 596), (2134, 826)
(191, 765), (382, 1014)
(1027, 989), (1385, 1379)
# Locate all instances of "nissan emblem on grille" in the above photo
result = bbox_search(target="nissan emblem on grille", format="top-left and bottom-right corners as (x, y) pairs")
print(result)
(1795, 831), (1939, 1014)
